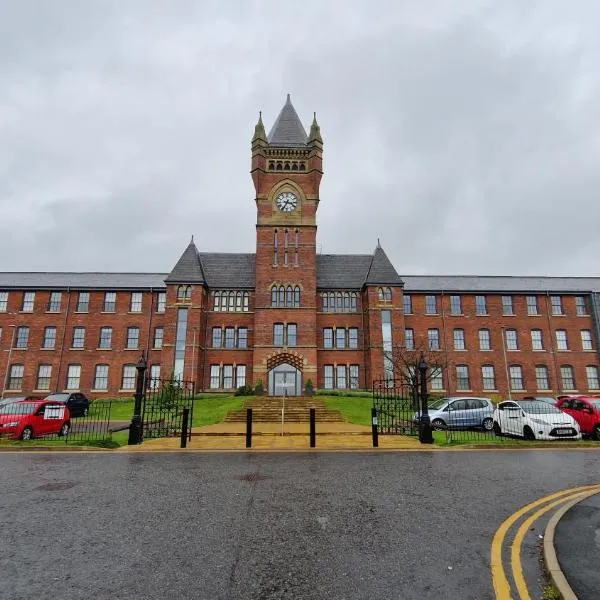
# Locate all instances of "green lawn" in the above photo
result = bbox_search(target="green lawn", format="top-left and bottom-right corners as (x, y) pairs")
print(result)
(321, 395), (372, 426)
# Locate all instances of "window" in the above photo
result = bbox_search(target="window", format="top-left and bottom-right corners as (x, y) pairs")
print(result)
(428, 329), (440, 351)
(42, 327), (56, 349)
(475, 295), (487, 315)
(581, 330), (593, 351)
(15, 327), (29, 348)
(526, 296), (538, 316)
(8, 364), (24, 390)
(238, 328), (248, 349)
(212, 327), (222, 348)
(349, 365), (359, 389)
(382, 310), (393, 380)
(378, 287), (392, 302)
(99, 327), (112, 349)
(22, 291), (35, 312)
(130, 292), (143, 312)
(550, 295), (563, 315)
(405, 328), (414, 350)
(76, 292), (89, 312)
(157, 292), (166, 313)
(501, 296), (514, 316)
(505, 329), (518, 351)
(224, 327), (235, 349)
(456, 365), (470, 391)
(425, 295), (437, 314)
(210, 365), (220, 389)
(450, 295), (462, 315)
(174, 308), (188, 381)
(273, 324), (295, 346)
(177, 286), (192, 301)
(560, 366), (575, 390)
(287, 324), (297, 347)
(126, 327), (140, 349)
(271, 286), (300, 308)
(150, 365), (161, 389)
(453, 329), (465, 350)
(237, 365), (246, 388)
(430, 368), (443, 390)
(348, 328), (358, 349)
(295, 229), (299, 266)
(273, 324), (284, 346)
(535, 366), (550, 390)
(324, 365), (334, 389)
(479, 329), (491, 351)
(336, 328), (346, 349)
(121, 365), (136, 390)
(575, 296), (588, 316)
(273, 229), (278, 265)
(555, 330), (568, 351)
(403, 294), (412, 314)
(509, 365), (524, 390)
(336, 365), (347, 389)
(66, 365), (81, 390)
(531, 329), (543, 351)
(481, 365), (496, 390)
(103, 292), (116, 312)
(153, 327), (163, 349)
(323, 328), (333, 349)
(72, 327), (85, 349)
(94, 365), (109, 390)
(223, 365), (234, 389)
(36, 365), (52, 390)
(48, 291), (62, 312)
(586, 366), (600, 390)
(0, 291), (8, 312)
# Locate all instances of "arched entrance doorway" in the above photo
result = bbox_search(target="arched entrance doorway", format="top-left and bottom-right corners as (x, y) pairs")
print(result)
(267, 353), (303, 396)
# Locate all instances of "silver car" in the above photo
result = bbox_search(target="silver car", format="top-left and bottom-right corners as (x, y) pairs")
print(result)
(421, 397), (495, 431)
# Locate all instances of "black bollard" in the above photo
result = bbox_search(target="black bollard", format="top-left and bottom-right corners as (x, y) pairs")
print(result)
(246, 408), (252, 448)
(309, 408), (316, 448)
(371, 407), (379, 448)
(180, 408), (190, 449)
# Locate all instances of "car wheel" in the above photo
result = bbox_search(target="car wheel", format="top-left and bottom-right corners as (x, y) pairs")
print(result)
(493, 421), (502, 436)
(21, 426), (33, 441)
(482, 417), (494, 431)
(523, 426), (536, 441)
(431, 418), (446, 430)
(58, 423), (70, 437)
(593, 425), (600, 441)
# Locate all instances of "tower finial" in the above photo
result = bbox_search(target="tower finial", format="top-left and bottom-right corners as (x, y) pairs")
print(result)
(307, 110), (323, 146)
(251, 110), (268, 146)
(286, 93), (291, 102)
(191, 234), (194, 244)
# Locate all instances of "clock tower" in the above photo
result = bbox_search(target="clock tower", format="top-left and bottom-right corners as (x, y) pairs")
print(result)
(250, 95), (323, 395)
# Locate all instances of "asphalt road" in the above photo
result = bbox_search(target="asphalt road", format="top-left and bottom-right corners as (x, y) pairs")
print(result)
(1, 450), (599, 600)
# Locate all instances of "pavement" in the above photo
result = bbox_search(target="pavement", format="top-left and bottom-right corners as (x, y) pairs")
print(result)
(1, 450), (600, 599)
(553, 490), (600, 599)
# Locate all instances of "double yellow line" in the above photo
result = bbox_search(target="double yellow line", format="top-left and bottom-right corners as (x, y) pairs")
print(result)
(491, 483), (600, 599)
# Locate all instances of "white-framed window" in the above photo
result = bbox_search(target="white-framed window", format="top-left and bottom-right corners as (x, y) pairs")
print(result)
(481, 365), (496, 390)
(15, 327), (29, 349)
(586, 366), (599, 390)
(428, 329), (440, 351)
(223, 365), (234, 389)
(224, 327), (235, 348)
(238, 328), (248, 349)
(349, 365), (359, 389)
(99, 327), (112, 349)
(430, 368), (443, 390)
(479, 329), (491, 351)
(449, 295), (462, 315)
(103, 291), (116, 312)
(126, 327), (140, 349)
(336, 365), (347, 389)
(8, 364), (24, 390)
(509, 365), (524, 390)
(94, 365), (109, 390)
(157, 292), (166, 313)
(403, 294), (412, 314)
(531, 329), (543, 351)
(505, 329), (518, 350)
(535, 365), (550, 390)
(550, 295), (563, 315)
(48, 291), (62, 312)
(66, 364), (81, 390)
(42, 326), (57, 349)
(526, 295), (538, 315)
(425, 295), (437, 315)
(76, 292), (89, 312)
(22, 291), (35, 312)
(348, 328), (359, 349)
(575, 296), (588, 316)
(324, 365), (334, 389)
(453, 329), (465, 350)
(336, 328), (346, 349)
(501, 295), (514, 315)
(581, 330), (593, 351)
(130, 292), (143, 312)
(555, 330), (568, 351)
(153, 327), (163, 349)
(404, 328), (414, 350)
(560, 365), (575, 390)
(210, 365), (220, 389)
(150, 365), (161, 389)
(121, 365), (136, 390)
(323, 328), (333, 349)
(72, 327), (85, 349)
(36, 365), (52, 390)
(456, 365), (469, 391)
(475, 295), (487, 315)
(236, 365), (246, 388)
(0, 291), (8, 312)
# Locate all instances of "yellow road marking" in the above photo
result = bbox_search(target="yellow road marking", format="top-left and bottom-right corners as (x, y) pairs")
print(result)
(491, 484), (600, 599)
(510, 487), (600, 599)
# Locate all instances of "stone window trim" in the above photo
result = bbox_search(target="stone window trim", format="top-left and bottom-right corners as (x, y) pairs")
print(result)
(213, 290), (250, 312)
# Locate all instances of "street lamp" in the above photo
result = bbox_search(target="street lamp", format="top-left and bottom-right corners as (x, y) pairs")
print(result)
(1, 325), (17, 401)
(127, 353), (147, 445)
(418, 353), (433, 444)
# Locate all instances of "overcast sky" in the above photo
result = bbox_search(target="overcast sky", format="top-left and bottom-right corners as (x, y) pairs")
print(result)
(1, 0), (599, 277)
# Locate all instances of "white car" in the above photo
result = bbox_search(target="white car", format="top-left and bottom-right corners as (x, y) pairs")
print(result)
(493, 400), (581, 440)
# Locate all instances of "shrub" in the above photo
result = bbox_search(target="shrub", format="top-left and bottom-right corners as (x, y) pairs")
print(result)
(253, 379), (265, 396)
(234, 385), (254, 396)
(305, 378), (314, 397)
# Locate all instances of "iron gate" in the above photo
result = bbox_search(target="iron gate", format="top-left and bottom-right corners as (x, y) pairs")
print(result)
(372, 378), (420, 435)
(141, 377), (195, 440)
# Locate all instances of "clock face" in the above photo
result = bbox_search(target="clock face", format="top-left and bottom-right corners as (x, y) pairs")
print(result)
(276, 192), (298, 213)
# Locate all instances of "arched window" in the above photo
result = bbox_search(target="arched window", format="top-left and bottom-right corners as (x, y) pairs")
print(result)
(228, 291), (235, 311)
(329, 292), (334, 311)
(185, 286), (192, 300)
(295, 229), (299, 266)
(294, 286), (300, 307)
(236, 292), (242, 312)
(273, 229), (278, 266)
(322, 293), (328, 312)
(214, 291), (221, 311)
(336, 292), (343, 312)
(286, 286), (293, 307)
(278, 286), (285, 307)
(344, 292), (350, 312)
(177, 286), (185, 301)
(243, 292), (249, 312)
(271, 287), (278, 307)
(350, 292), (357, 312)
(377, 288), (384, 301)
(284, 229), (289, 266)
(384, 287), (392, 302)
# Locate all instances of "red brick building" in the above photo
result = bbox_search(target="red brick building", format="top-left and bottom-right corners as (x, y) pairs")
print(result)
(1, 96), (600, 399)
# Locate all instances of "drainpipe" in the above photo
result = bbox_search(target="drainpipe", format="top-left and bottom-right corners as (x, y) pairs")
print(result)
(56, 287), (72, 392)
(545, 291), (560, 393)
(440, 290), (450, 392)
(1, 326), (17, 400)
(360, 287), (367, 390)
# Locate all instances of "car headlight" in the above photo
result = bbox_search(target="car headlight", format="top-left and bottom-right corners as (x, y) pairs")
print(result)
(531, 418), (548, 425)
(2, 421), (19, 427)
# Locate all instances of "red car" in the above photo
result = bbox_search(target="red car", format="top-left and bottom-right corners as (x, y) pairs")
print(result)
(0, 400), (71, 440)
(556, 396), (600, 440)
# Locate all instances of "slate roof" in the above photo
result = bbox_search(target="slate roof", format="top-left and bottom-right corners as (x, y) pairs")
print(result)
(267, 95), (308, 147)
(198, 253), (255, 288)
(364, 245), (404, 286)
(0, 272), (167, 290)
(165, 240), (206, 284)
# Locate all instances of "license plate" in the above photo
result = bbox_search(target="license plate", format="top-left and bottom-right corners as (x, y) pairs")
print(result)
(556, 428), (572, 435)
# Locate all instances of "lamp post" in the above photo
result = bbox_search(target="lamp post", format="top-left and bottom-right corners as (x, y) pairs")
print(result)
(1, 326), (17, 401)
(418, 353), (433, 444)
(127, 354), (147, 445)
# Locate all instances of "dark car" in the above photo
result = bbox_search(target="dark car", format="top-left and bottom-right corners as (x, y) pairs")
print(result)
(523, 396), (557, 406)
(43, 392), (90, 417)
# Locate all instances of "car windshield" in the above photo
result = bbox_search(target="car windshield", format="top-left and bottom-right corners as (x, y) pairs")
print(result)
(589, 400), (600, 410)
(428, 399), (448, 410)
(518, 401), (562, 415)
(0, 402), (38, 415)
(45, 393), (70, 401)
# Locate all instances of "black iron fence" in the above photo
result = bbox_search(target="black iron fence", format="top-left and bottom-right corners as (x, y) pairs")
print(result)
(372, 379), (419, 436)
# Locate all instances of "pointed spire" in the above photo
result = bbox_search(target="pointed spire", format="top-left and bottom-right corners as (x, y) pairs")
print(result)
(165, 239), (206, 284)
(307, 111), (323, 146)
(268, 95), (308, 147)
(364, 242), (404, 286)
(251, 111), (268, 147)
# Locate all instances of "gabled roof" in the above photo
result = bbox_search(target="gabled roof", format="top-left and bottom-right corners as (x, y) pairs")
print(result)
(165, 240), (206, 284)
(0, 273), (167, 289)
(364, 244), (404, 286)
(267, 94), (308, 147)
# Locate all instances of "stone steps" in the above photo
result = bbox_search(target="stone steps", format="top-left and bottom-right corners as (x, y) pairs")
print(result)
(224, 396), (345, 423)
